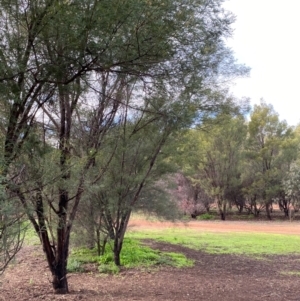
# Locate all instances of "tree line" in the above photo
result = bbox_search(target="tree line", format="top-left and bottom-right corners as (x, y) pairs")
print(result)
(174, 100), (300, 221)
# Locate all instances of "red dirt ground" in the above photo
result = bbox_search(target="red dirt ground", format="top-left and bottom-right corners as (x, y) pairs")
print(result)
(1, 219), (300, 301)
(128, 218), (300, 235)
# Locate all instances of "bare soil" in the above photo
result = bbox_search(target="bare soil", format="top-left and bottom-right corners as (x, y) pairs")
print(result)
(1, 219), (300, 301)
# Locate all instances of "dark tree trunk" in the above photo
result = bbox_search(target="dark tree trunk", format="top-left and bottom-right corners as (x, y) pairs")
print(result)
(86, 203), (95, 249)
(113, 210), (132, 266)
(266, 202), (272, 220)
(33, 188), (70, 294)
(218, 198), (226, 221)
(113, 238), (123, 266)
(284, 208), (289, 217)
(96, 229), (101, 256)
(52, 263), (69, 294)
(279, 199), (290, 217)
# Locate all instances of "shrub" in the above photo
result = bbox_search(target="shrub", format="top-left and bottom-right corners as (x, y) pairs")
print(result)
(198, 213), (214, 220)
(67, 258), (84, 273)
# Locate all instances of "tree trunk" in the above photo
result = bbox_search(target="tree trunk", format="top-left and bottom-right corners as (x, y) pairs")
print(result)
(253, 202), (260, 217)
(52, 264), (69, 294)
(266, 202), (272, 220)
(218, 200), (226, 220)
(96, 229), (101, 256)
(113, 238), (123, 266)
(86, 203), (95, 249)
(113, 210), (132, 266)
(288, 207), (294, 222)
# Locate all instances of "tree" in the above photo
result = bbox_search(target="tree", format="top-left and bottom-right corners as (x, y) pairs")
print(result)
(178, 113), (247, 220)
(283, 162), (300, 219)
(242, 101), (296, 219)
(200, 115), (246, 220)
(0, 0), (249, 294)
(0, 188), (24, 274)
(168, 172), (213, 218)
(84, 107), (175, 266)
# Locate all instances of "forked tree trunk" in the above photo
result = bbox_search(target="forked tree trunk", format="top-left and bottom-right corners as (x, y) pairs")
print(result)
(33, 190), (71, 294)
(113, 210), (132, 266)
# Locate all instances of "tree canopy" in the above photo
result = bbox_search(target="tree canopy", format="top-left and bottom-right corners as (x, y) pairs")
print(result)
(0, 0), (251, 294)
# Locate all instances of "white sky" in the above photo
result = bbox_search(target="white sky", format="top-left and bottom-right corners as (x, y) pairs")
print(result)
(223, 0), (300, 126)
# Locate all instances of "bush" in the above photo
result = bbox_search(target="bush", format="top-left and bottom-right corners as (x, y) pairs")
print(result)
(198, 213), (214, 220)
(67, 258), (84, 272)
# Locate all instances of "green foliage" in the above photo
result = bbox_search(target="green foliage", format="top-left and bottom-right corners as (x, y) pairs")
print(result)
(0, 0), (250, 285)
(70, 247), (99, 264)
(23, 224), (40, 246)
(176, 114), (247, 219)
(198, 213), (214, 220)
(69, 238), (193, 274)
(241, 100), (298, 217)
(0, 191), (25, 273)
(280, 271), (300, 277)
(98, 263), (120, 274)
(98, 238), (193, 269)
(67, 259), (84, 273)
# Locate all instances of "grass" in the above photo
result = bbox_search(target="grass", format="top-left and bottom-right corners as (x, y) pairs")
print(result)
(280, 271), (300, 277)
(68, 237), (193, 274)
(23, 223), (40, 246)
(24, 217), (300, 274)
(23, 221), (193, 274)
(127, 228), (300, 257)
(197, 213), (214, 220)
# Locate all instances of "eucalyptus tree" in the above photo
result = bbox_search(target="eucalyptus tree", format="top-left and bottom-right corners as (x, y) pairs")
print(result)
(191, 114), (246, 220)
(0, 0), (249, 294)
(242, 101), (296, 219)
(283, 162), (300, 219)
(174, 111), (247, 220)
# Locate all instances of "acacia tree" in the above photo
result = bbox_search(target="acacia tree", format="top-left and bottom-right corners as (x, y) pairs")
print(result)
(1, 0), (249, 294)
(0, 186), (24, 274)
(81, 92), (180, 265)
(75, 120), (179, 257)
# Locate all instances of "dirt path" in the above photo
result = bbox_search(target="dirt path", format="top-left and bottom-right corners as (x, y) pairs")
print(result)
(129, 218), (300, 235)
(1, 220), (300, 301)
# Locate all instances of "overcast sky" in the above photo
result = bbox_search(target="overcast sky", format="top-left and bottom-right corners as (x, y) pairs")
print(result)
(223, 0), (300, 126)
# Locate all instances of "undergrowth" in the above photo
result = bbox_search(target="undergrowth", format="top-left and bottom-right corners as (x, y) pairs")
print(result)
(68, 237), (193, 274)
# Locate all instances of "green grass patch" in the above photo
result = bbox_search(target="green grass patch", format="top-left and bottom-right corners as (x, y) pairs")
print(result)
(70, 247), (99, 263)
(280, 271), (300, 276)
(23, 223), (40, 246)
(67, 258), (85, 273)
(128, 228), (300, 257)
(69, 237), (193, 274)
(98, 238), (193, 271)
(197, 213), (214, 220)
